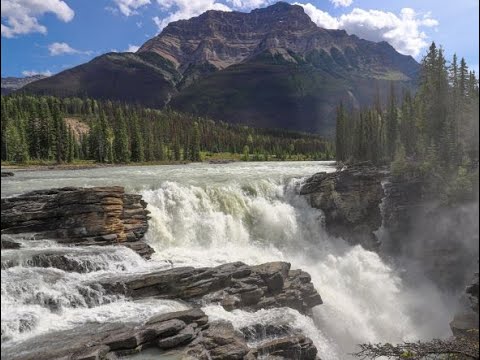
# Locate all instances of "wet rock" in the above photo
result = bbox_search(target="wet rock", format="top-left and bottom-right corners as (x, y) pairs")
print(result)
(300, 163), (384, 250)
(0, 187), (152, 258)
(146, 308), (207, 326)
(101, 261), (322, 314)
(185, 321), (250, 360)
(253, 335), (318, 360)
(1, 237), (21, 249)
(241, 323), (293, 342)
(451, 271), (479, 340)
(72, 345), (110, 360)
(157, 324), (197, 349)
(2, 307), (321, 360)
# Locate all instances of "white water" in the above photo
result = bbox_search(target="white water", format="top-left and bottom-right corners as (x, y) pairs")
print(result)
(0, 162), (453, 358)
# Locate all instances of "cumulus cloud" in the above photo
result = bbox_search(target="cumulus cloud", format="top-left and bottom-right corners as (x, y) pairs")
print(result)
(296, 3), (439, 57)
(153, 0), (231, 31)
(1, 0), (74, 38)
(226, 0), (271, 9)
(298, 3), (338, 29)
(48, 42), (92, 56)
(111, 0), (151, 16)
(22, 70), (53, 77)
(126, 44), (140, 52)
(330, 0), (352, 7)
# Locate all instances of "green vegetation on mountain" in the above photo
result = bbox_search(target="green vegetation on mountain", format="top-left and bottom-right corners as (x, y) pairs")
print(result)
(1, 95), (333, 165)
(18, 3), (418, 135)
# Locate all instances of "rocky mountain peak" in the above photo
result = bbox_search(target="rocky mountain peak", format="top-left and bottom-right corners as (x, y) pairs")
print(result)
(138, 2), (318, 71)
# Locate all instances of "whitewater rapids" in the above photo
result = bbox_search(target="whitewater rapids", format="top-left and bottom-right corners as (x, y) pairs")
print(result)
(1, 162), (453, 359)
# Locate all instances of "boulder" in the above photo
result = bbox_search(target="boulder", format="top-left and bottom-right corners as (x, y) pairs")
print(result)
(253, 335), (318, 360)
(184, 321), (250, 360)
(1, 171), (14, 177)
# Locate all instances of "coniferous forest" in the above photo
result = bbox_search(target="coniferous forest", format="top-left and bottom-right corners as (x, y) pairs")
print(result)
(335, 43), (479, 202)
(1, 95), (333, 165)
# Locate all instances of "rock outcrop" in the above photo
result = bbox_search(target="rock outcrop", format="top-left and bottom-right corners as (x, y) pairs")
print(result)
(101, 261), (322, 315)
(300, 163), (385, 249)
(1, 308), (319, 360)
(0, 186), (153, 258)
(451, 271), (479, 340)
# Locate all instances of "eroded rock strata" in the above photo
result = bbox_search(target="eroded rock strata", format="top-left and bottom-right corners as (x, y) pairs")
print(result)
(101, 261), (322, 315)
(300, 163), (385, 249)
(1, 186), (153, 258)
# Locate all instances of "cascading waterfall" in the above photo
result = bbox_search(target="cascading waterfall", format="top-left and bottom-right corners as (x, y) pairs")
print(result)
(0, 162), (453, 359)
(142, 172), (452, 358)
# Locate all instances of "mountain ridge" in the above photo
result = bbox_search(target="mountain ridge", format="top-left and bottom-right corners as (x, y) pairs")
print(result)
(1, 75), (49, 95)
(19, 2), (419, 134)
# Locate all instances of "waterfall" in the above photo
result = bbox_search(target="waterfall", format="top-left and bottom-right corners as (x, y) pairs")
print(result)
(0, 162), (453, 359)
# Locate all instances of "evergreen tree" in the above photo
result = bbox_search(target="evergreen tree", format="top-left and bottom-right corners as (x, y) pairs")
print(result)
(131, 113), (144, 162)
(385, 83), (398, 161)
(113, 108), (130, 163)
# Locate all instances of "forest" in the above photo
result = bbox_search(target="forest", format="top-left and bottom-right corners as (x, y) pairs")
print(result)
(336, 42), (479, 202)
(0, 95), (333, 165)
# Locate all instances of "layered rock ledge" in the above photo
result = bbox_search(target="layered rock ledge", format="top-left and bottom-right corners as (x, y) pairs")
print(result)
(300, 163), (385, 249)
(1, 308), (319, 360)
(1, 186), (153, 258)
(101, 261), (322, 315)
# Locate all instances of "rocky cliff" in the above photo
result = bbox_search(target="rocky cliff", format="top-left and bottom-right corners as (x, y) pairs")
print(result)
(301, 164), (479, 292)
(300, 163), (386, 249)
(22, 2), (419, 134)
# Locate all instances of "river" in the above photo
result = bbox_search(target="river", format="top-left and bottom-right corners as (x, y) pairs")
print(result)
(0, 161), (453, 359)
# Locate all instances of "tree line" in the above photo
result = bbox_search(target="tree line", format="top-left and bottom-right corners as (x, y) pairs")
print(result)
(1, 95), (333, 164)
(335, 42), (479, 201)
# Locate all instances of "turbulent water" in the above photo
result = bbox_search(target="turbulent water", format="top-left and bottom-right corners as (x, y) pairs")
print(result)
(1, 162), (454, 359)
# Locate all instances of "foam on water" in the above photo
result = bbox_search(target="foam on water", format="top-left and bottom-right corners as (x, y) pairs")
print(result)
(0, 162), (453, 358)
(142, 170), (452, 358)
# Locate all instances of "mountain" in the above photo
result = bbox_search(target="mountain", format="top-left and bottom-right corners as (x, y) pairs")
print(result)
(1, 75), (48, 95)
(20, 2), (419, 134)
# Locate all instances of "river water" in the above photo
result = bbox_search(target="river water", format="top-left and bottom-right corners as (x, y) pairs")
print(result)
(0, 162), (453, 359)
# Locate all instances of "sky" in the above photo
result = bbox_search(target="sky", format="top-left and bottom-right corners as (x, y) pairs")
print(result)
(1, 0), (479, 77)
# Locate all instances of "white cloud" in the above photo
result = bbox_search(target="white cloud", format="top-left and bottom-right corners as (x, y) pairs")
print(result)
(153, 0), (231, 31)
(126, 44), (140, 52)
(295, 3), (439, 57)
(111, 0), (151, 16)
(22, 70), (53, 77)
(297, 3), (339, 29)
(330, 0), (352, 7)
(48, 42), (92, 56)
(1, 0), (74, 38)
(226, 0), (271, 9)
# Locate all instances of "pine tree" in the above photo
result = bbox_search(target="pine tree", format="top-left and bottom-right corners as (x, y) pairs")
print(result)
(113, 108), (130, 163)
(131, 113), (144, 162)
(385, 83), (398, 161)
(190, 122), (201, 162)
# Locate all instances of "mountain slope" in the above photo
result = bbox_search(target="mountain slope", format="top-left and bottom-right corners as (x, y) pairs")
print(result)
(20, 2), (419, 134)
(1, 75), (48, 95)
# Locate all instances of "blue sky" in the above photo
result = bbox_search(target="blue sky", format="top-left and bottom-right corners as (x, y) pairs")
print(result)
(1, 0), (479, 77)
